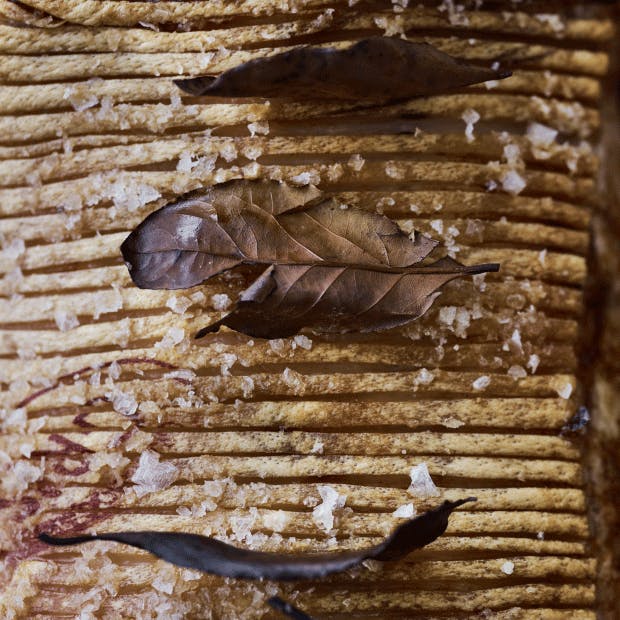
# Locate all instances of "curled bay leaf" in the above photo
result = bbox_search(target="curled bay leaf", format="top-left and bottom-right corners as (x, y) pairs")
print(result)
(175, 37), (510, 101)
(197, 259), (498, 339)
(39, 498), (475, 581)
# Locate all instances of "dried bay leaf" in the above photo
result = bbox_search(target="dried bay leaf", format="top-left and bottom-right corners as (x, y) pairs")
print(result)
(121, 179), (438, 290)
(121, 179), (499, 339)
(175, 37), (510, 102)
(39, 498), (475, 581)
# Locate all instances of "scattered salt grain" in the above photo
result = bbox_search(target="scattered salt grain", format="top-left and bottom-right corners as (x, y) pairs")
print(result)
(291, 171), (320, 185)
(461, 108), (480, 143)
(408, 463), (440, 498)
(176, 150), (195, 172)
(414, 368), (434, 385)
(527, 354), (540, 374)
(393, 503), (415, 518)
(508, 365), (527, 380)
(503, 144), (521, 167)
(347, 153), (365, 172)
(473, 375), (491, 390)
(54, 310), (79, 332)
(166, 295), (192, 315)
(219, 142), (238, 163)
(211, 293), (231, 311)
(556, 383), (573, 400)
(292, 335), (313, 350)
(501, 170), (526, 195)
(538, 249), (547, 266)
(527, 122), (558, 147)
(247, 121), (269, 136)
(385, 162), (404, 180)
(107, 389), (138, 417)
(93, 288), (123, 319)
(2, 238), (25, 260)
(131, 450), (179, 497)
(155, 326), (185, 349)
(312, 485), (346, 532)
(311, 439), (324, 454)
(501, 561), (515, 575)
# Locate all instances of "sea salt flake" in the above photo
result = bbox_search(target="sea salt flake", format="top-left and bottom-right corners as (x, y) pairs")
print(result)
(501, 170), (526, 195)
(54, 310), (79, 332)
(385, 162), (404, 179)
(508, 365), (527, 379)
(166, 295), (192, 315)
(247, 121), (269, 136)
(292, 335), (313, 350)
(414, 368), (434, 385)
(93, 288), (123, 319)
(311, 439), (324, 454)
(312, 485), (346, 532)
(556, 383), (573, 399)
(2, 238), (26, 260)
(501, 561), (515, 575)
(408, 463), (440, 498)
(290, 171), (320, 185)
(155, 326), (185, 349)
(527, 122), (558, 147)
(211, 293), (231, 311)
(107, 389), (138, 416)
(347, 153), (365, 172)
(461, 108), (480, 143)
(527, 354), (540, 374)
(393, 503), (415, 518)
(503, 144), (521, 167)
(131, 450), (179, 497)
(473, 375), (491, 390)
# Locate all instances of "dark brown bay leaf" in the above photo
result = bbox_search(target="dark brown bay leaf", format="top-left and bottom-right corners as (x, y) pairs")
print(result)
(39, 498), (475, 581)
(175, 37), (510, 101)
(196, 258), (498, 339)
(121, 179), (438, 290)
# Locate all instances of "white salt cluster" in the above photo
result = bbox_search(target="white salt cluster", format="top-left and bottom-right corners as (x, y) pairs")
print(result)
(527, 122), (558, 152)
(393, 503), (415, 518)
(131, 450), (179, 497)
(312, 485), (346, 532)
(1, 460), (43, 498)
(347, 153), (365, 172)
(230, 507), (259, 544)
(385, 161), (404, 180)
(106, 389), (138, 417)
(507, 365), (527, 380)
(472, 375), (491, 390)
(527, 354), (540, 374)
(2, 237), (25, 260)
(501, 170), (526, 195)
(556, 383), (573, 400)
(63, 81), (101, 112)
(92, 287), (123, 319)
(501, 560), (515, 575)
(54, 309), (80, 332)
(166, 294), (192, 315)
(155, 326), (185, 349)
(211, 293), (232, 311)
(408, 463), (440, 498)
(535, 13), (565, 34)
(219, 142), (238, 163)
(414, 368), (434, 386)
(290, 171), (320, 185)
(438, 0), (469, 25)
(176, 150), (196, 172)
(461, 108), (480, 143)
(247, 121), (269, 136)
(106, 177), (161, 212)
(311, 439), (324, 454)
(292, 335), (313, 350)
(282, 368), (305, 394)
(373, 14), (405, 37)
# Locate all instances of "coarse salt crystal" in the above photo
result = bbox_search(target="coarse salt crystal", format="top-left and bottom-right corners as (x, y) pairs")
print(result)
(503, 144), (521, 167)
(312, 485), (346, 532)
(292, 335), (313, 350)
(131, 450), (179, 497)
(508, 365), (527, 379)
(527, 122), (558, 147)
(461, 108), (480, 143)
(415, 368), (434, 385)
(439, 306), (457, 326)
(311, 439), (324, 454)
(557, 383), (573, 399)
(393, 503), (415, 518)
(408, 463), (440, 498)
(219, 142), (238, 163)
(291, 171), (320, 185)
(107, 389), (138, 416)
(93, 288), (123, 319)
(2, 238), (26, 260)
(211, 293), (231, 311)
(54, 310), (79, 332)
(527, 354), (540, 374)
(385, 162), (404, 179)
(155, 326), (185, 349)
(501, 170), (526, 195)
(248, 121), (269, 136)
(473, 375), (491, 390)
(166, 295), (192, 315)
(347, 153), (365, 172)
(538, 249), (547, 266)
(501, 561), (515, 575)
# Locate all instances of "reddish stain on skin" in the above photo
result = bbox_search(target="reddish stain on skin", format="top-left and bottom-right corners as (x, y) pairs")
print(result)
(50, 458), (90, 477)
(72, 411), (95, 428)
(48, 433), (93, 454)
(15, 357), (184, 409)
